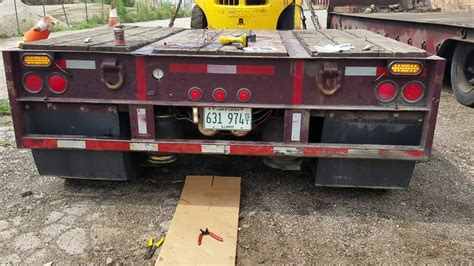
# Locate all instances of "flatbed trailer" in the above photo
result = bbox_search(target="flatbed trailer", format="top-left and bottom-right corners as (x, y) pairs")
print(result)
(3, 26), (444, 188)
(327, 0), (474, 106)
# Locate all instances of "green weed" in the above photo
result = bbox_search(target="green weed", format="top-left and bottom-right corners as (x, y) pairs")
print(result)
(0, 100), (11, 116)
(0, 139), (11, 148)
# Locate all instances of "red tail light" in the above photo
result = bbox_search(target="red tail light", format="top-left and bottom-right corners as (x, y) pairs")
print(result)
(47, 73), (68, 94)
(23, 73), (43, 93)
(237, 88), (251, 102)
(402, 82), (425, 103)
(213, 88), (227, 102)
(188, 87), (202, 101)
(375, 81), (397, 102)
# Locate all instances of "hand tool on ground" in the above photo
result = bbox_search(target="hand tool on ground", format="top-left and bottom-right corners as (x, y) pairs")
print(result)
(198, 228), (223, 246)
(144, 236), (165, 260)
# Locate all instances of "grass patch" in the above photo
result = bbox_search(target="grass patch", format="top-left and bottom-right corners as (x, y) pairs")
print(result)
(0, 100), (11, 116)
(53, 0), (190, 32)
(121, 2), (191, 23)
(0, 139), (11, 148)
(0, 32), (10, 39)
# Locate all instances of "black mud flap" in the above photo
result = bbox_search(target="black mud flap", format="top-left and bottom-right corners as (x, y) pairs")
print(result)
(314, 158), (415, 189)
(32, 150), (146, 181)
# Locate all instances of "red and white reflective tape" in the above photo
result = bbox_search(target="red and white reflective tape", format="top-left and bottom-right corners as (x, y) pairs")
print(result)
(22, 137), (426, 160)
(169, 63), (274, 75)
(345, 66), (387, 76)
(55, 59), (96, 70)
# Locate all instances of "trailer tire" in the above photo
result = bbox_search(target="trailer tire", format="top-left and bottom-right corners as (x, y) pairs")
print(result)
(190, 5), (207, 29)
(451, 42), (474, 107)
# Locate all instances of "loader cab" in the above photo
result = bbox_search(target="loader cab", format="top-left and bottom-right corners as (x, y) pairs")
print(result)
(191, 0), (302, 30)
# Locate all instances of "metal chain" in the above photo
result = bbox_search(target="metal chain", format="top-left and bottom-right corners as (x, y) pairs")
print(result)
(305, 0), (322, 29)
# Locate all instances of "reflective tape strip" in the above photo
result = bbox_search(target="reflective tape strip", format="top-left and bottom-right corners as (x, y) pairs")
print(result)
(345, 66), (377, 76)
(201, 144), (230, 154)
(136, 108), (148, 135)
(169, 63), (274, 75)
(291, 113), (302, 142)
(273, 147), (301, 156)
(23, 138), (57, 149)
(65, 60), (96, 70)
(130, 143), (158, 151)
(207, 65), (236, 74)
(21, 137), (426, 160)
(57, 140), (86, 149)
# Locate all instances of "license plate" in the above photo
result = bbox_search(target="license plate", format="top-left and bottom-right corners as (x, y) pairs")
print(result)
(204, 107), (252, 131)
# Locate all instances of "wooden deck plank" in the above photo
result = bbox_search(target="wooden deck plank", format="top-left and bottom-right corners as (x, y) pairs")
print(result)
(345, 29), (428, 57)
(294, 29), (427, 57)
(156, 175), (241, 265)
(90, 27), (185, 52)
(52, 26), (158, 51)
(19, 27), (123, 50)
(317, 29), (387, 56)
(150, 29), (288, 56)
(20, 26), (428, 58)
(279, 31), (311, 58)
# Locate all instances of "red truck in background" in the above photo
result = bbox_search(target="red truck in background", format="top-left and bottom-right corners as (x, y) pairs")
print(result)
(2, 24), (444, 189)
(327, 0), (474, 106)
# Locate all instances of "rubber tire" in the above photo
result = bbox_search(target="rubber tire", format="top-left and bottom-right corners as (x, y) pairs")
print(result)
(450, 42), (474, 107)
(190, 5), (207, 29)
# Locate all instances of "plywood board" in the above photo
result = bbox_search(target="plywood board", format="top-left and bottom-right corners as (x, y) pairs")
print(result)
(156, 175), (241, 265)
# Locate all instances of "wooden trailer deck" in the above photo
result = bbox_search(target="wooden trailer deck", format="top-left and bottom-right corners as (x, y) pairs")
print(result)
(330, 12), (474, 29)
(19, 26), (428, 58)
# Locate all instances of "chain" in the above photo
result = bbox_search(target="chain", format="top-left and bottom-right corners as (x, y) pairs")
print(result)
(305, 0), (322, 29)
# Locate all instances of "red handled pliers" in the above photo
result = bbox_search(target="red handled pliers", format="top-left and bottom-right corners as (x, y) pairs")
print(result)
(198, 228), (223, 246)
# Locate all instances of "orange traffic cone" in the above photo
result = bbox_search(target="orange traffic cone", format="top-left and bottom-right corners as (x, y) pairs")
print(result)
(23, 16), (57, 42)
(108, 4), (119, 27)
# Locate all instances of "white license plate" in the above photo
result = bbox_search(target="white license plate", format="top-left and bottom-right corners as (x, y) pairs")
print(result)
(204, 107), (252, 131)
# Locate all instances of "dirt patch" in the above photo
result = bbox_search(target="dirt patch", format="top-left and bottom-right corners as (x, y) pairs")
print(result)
(0, 90), (472, 264)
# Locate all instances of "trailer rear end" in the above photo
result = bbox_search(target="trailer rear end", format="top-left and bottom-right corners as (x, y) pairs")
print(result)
(327, 0), (474, 106)
(2, 26), (444, 188)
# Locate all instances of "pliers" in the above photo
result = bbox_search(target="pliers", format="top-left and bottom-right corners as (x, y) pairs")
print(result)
(144, 236), (165, 260)
(198, 228), (223, 246)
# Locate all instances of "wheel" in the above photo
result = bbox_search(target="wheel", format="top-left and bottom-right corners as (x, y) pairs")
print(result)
(451, 42), (474, 107)
(190, 5), (207, 29)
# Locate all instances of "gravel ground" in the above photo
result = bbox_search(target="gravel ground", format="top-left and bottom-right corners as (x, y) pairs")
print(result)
(0, 89), (473, 264)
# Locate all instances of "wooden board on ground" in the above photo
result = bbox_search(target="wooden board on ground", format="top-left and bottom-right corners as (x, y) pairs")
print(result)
(156, 176), (241, 265)
(150, 29), (288, 57)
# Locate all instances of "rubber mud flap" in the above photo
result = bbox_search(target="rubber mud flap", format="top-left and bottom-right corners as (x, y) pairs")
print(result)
(314, 158), (415, 189)
(32, 150), (146, 181)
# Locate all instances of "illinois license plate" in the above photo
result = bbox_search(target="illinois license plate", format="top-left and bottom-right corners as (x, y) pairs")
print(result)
(203, 107), (252, 131)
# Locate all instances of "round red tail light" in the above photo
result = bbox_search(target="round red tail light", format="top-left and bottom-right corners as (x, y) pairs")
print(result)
(375, 81), (397, 102)
(188, 87), (202, 101)
(23, 73), (43, 93)
(213, 88), (227, 102)
(402, 82), (425, 103)
(237, 88), (251, 102)
(47, 73), (68, 94)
